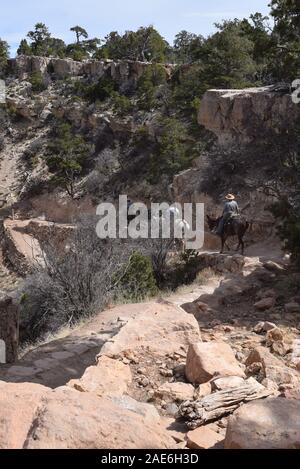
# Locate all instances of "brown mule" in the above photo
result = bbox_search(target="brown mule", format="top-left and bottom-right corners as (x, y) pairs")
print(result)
(207, 215), (249, 255)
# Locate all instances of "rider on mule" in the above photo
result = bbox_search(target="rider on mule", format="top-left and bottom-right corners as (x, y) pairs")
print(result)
(214, 194), (240, 236)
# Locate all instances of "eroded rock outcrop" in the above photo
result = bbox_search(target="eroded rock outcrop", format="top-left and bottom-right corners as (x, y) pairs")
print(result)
(171, 86), (298, 242)
(8, 55), (174, 86)
(2, 218), (74, 275)
(198, 87), (300, 146)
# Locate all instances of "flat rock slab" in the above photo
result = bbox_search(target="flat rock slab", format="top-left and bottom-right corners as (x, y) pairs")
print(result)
(109, 395), (160, 424)
(51, 351), (74, 360)
(34, 358), (58, 370)
(24, 386), (174, 449)
(62, 343), (92, 355)
(99, 302), (201, 358)
(212, 376), (245, 391)
(155, 382), (195, 402)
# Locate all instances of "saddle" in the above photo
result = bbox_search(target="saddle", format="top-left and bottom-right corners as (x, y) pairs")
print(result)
(224, 213), (240, 228)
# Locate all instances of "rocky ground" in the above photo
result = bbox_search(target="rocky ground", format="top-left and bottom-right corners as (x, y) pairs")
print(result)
(0, 242), (300, 449)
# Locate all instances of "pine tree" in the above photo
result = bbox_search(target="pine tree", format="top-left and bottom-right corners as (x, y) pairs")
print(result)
(70, 26), (88, 44)
(0, 39), (9, 75)
(17, 39), (32, 56)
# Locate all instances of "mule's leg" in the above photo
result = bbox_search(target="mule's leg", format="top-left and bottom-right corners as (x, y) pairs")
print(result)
(239, 236), (245, 255)
(224, 235), (230, 252)
(220, 236), (225, 254)
(221, 229), (229, 252)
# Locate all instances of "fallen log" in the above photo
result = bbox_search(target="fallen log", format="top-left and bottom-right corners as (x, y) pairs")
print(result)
(179, 378), (272, 429)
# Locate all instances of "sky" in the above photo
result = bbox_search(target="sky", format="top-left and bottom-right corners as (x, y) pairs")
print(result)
(1, 0), (271, 57)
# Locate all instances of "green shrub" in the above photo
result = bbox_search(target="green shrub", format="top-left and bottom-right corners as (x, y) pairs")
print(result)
(111, 92), (134, 116)
(271, 199), (300, 268)
(118, 251), (158, 301)
(46, 121), (92, 197)
(137, 64), (167, 110)
(148, 117), (191, 182)
(85, 76), (118, 102)
(29, 71), (46, 92)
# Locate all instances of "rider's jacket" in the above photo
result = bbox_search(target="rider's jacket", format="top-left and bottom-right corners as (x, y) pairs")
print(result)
(223, 201), (239, 217)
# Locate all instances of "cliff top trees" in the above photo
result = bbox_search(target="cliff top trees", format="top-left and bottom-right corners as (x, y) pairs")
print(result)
(269, 0), (300, 80)
(173, 31), (204, 63)
(0, 39), (9, 75)
(97, 26), (168, 62)
(240, 13), (274, 64)
(270, 0), (300, 40)
(17, 23), (67, 58)
(17, 39), (32, 56)
(70, 26), (88, 44)
(68, 26), (100, 60)
(202, 20), (257, 89)
(27, 22), (51, 55)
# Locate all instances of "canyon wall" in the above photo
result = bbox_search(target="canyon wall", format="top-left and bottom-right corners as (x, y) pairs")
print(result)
(8, 55), (175, 86)
(198, 86), (300, 146)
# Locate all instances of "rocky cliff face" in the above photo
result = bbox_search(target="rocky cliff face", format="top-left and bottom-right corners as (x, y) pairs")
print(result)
(198, 87), (300, 146)
(8, 55), (174, 86)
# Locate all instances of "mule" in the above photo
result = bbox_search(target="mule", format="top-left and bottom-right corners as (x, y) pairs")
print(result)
(207, 214), (249, 255)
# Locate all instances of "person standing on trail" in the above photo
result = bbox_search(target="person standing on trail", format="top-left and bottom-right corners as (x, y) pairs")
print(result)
(215, 194), (239, 236)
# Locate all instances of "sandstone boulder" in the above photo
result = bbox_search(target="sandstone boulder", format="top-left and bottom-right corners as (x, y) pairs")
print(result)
(225, 398), (300, 449)
(246, 346), (299, 385)
(253, 321), (277, 334)
(266, 327), (284, 344)
(186, 341), (245, 385)
(290, 339), (300, 370)
(254, 297), (275, 311)
(0, 382), (49, 449)
(187, 425), (224, 449)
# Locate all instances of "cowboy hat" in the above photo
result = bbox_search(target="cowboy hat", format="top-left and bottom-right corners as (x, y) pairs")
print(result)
(225, 194), (235, 200)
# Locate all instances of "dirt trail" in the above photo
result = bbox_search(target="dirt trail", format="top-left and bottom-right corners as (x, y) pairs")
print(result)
(168, 239), (286, 307)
